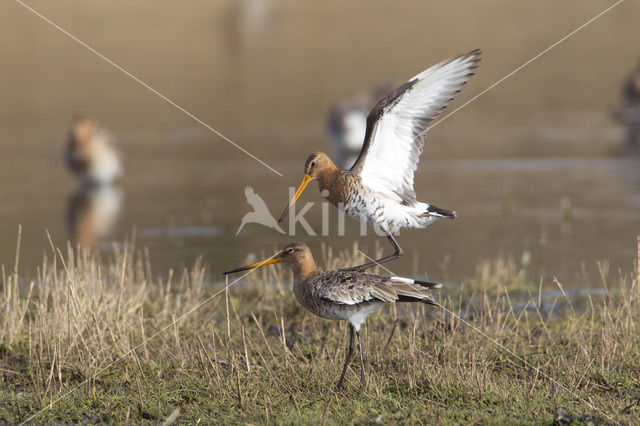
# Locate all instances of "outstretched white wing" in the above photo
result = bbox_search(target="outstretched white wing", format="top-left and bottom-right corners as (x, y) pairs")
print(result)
(350, 49), (480, 205)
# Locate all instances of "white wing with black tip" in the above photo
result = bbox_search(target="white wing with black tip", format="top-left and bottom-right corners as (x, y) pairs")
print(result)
(350, 49), (481, 206)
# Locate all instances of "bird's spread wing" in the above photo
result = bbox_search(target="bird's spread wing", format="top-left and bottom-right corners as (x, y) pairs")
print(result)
(350, 49), (481, 205)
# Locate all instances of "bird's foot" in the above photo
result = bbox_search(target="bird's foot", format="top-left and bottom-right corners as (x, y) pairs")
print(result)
(360, 377), (368, 390)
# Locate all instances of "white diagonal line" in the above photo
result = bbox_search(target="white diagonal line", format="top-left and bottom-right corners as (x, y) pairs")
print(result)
(13, 0), (283, 177)
(415, 0), (626, 140)
(355, 250), (620, 425)
(20, 253), (281, 424)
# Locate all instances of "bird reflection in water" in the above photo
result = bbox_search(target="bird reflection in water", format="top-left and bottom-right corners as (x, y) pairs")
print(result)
(65, 116), (124, 248)
(614, 58), (640, 151)
(67, 185), (123, 248)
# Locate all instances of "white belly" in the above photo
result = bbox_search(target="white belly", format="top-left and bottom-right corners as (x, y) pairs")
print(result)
(89, 139), (123, 184)
(339, 188), (442, 234)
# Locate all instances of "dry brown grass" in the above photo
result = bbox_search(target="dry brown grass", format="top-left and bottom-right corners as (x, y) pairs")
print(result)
(1, 231), (639, 424)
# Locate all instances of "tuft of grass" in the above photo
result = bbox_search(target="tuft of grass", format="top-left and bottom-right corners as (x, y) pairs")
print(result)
(0, 234), (639, 424)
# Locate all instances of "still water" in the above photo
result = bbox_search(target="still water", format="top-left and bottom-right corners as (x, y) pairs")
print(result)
(1, 0), (639, 287)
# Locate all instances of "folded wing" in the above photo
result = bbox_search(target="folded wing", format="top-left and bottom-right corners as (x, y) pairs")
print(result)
(312, 272), (435, 305)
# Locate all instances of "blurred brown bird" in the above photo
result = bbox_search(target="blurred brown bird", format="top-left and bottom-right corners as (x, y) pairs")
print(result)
(65, 116), (123, 186)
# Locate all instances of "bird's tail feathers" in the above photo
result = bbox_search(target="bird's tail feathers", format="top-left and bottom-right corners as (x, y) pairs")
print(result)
(390, 276), (442, 289)
(423, 204), (456, 219)
(413, 279), (443, 289)
(397, 295), (438, 306)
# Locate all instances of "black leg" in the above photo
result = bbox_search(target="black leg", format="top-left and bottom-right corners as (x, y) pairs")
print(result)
(356, 329), (368, 388)
(336, 324), (356, 390)
(342, 233), (404, 272)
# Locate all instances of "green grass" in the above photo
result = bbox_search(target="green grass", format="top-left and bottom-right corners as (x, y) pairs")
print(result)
(0, 234), (639, 424)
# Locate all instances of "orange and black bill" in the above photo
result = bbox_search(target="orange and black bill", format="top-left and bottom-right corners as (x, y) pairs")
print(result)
(223, 255), (282, 275)
(278, 174), (312, 223)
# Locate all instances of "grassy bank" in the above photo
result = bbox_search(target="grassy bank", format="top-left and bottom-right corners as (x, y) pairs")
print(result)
(0, 236), (639, 424)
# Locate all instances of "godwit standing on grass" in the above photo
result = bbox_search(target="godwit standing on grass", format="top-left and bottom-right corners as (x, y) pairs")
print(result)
(65, 116), (123, 186)
(278, 50), (481, 271)
(223, 241), (441, 389)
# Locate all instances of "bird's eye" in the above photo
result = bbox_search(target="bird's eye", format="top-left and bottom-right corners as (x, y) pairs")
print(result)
(286, 248), (294, 254)
(310, 161), (317, 167)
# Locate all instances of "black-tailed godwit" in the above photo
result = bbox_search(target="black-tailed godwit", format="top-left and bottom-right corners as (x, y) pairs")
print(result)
(66, 116), (123, 186)
(278, 50), (481, 271)
(223, 241), (441, 389)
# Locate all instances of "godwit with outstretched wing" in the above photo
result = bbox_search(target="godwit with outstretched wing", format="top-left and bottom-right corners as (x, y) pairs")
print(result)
(278, 50), (481, 271)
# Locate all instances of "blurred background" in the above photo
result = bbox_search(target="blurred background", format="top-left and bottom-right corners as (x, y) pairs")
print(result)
(1, 0), (639, 288)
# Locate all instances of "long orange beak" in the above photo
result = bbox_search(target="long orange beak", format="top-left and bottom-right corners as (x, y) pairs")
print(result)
(223, 255), (283, 275)
(278, 174), (312, 223)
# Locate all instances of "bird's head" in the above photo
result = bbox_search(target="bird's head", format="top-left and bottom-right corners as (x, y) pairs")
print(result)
(278, 152), (336, 223)
(303, 152), (333, 179)
(69, 116), (96, 147)
(223, 242), (314, 275)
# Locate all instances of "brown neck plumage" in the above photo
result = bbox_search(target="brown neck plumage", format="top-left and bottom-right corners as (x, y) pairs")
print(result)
(289, 251), (317, 282)
(316, 160), (341, 193)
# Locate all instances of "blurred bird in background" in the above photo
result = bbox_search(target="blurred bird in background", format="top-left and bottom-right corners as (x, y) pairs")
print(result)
(613, 58), (640, 150)
(65, 116), (124, 248)
(65, 116), (124, 186)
